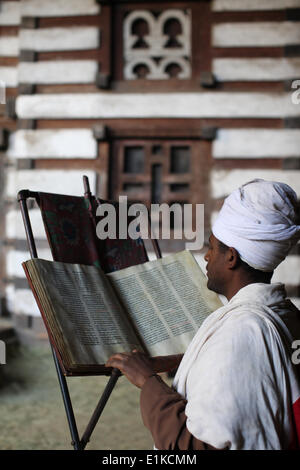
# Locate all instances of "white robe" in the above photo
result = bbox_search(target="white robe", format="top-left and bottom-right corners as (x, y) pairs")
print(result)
(173, 282), (300, 450)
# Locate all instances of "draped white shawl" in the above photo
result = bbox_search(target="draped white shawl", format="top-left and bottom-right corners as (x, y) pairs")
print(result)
(173, 283), (300, 449)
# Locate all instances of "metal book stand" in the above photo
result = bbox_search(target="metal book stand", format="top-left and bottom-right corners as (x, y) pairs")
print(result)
(17, 176), (162, 450)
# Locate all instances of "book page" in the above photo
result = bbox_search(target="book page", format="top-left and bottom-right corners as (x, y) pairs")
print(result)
(108, 250), (223, 356)
(24, 259), (141, 367)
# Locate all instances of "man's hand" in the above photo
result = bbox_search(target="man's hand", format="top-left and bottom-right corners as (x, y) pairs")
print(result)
(105, 350), (155, 389)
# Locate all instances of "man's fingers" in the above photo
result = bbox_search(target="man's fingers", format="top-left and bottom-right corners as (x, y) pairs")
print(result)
(105, 350), (151, 371)
(105, 358), (121, 369)
(105, 350), (156, 389)
(105, 353), (129, 368)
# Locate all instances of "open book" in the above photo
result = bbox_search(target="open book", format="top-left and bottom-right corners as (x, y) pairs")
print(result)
(23, 250), (223, 375)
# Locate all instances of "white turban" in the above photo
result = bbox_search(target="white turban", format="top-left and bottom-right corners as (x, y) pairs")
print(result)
(212, 179), (300, 272)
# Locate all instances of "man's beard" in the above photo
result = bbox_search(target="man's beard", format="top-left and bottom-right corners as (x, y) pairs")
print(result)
(207, 277), (223, 296)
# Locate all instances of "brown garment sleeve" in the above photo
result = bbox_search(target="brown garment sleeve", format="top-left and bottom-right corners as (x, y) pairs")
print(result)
(140, 374), (213, 450)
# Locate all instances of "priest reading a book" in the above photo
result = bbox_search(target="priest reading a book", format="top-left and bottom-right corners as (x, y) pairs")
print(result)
(106, 179), (300, 450)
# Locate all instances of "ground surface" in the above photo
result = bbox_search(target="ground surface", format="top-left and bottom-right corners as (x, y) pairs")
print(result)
(0, 344), (163, 450)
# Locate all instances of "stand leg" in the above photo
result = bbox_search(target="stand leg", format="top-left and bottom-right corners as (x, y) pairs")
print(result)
(51, 346), (82, 450)
(80, 368), (121, 449)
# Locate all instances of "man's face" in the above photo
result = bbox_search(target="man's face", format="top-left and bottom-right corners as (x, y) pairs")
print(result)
(204, 233), (227, 295)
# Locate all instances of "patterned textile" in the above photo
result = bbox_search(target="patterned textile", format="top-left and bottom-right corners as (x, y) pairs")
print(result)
(173, 282), (300, 449)
(37, 192), (148, 273)
(38, 193), (101, 267)
(95, 198), (148, 272)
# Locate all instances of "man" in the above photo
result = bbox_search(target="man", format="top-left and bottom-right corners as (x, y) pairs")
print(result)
(106, 179), (300, 450)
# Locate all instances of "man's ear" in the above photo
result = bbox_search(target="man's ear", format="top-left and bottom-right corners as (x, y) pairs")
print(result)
(226, 247), (240, 269)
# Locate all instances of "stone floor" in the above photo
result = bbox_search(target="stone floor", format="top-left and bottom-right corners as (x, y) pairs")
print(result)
(0, 343), (164, 450)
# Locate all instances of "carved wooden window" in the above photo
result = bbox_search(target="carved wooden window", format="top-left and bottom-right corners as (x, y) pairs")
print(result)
(110, 140), (203, 207)
(112, 1), (211, 89)
(123, 9), (191, 80)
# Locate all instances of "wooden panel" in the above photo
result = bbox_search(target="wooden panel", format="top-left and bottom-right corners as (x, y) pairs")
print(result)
(0, 57), (19, 66)
(212, 46), (284, 58)
(97, 141), (109, 199)
(35, 118), (284, 130)
(191, 1), (212, 78)
(216, 82), (285, 92)
(212, 158), (283, 170)
(212, 10), (285, 22)
(213, 22), (300, 47)
(34, 84), (99, 93)
(16, 92), (300, 119)
(38, 15), (102, 28)
(0, 26), (19, 36)
(37, 50), (102, 61)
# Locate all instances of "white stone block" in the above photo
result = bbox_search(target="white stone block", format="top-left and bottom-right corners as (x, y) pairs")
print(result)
(291, 298), (300, 309)
(6, 249), (52, 277)
(211, 169), (300, 199)
(15, 92), (300, 119)
(213, 129), (300, 159)
(21, 0), (100, 17)
(5, 284), (40, 316)
(213, 58), (300, 81)
(212, 0), (300, 11)
(7, 129), (97, 159)
(213, 22), (300, 47)
(19, 27), (100, 52)
(273, 256), (300, 286)
(18, 61), (98, 84)
(5, 169), (96, 199)
(210, 211), (219, 228)
(0, 2), (20, 25)
(0, 66), (18, 87)
(0, 37), (19, 57)
(6, 209), (47, 240)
